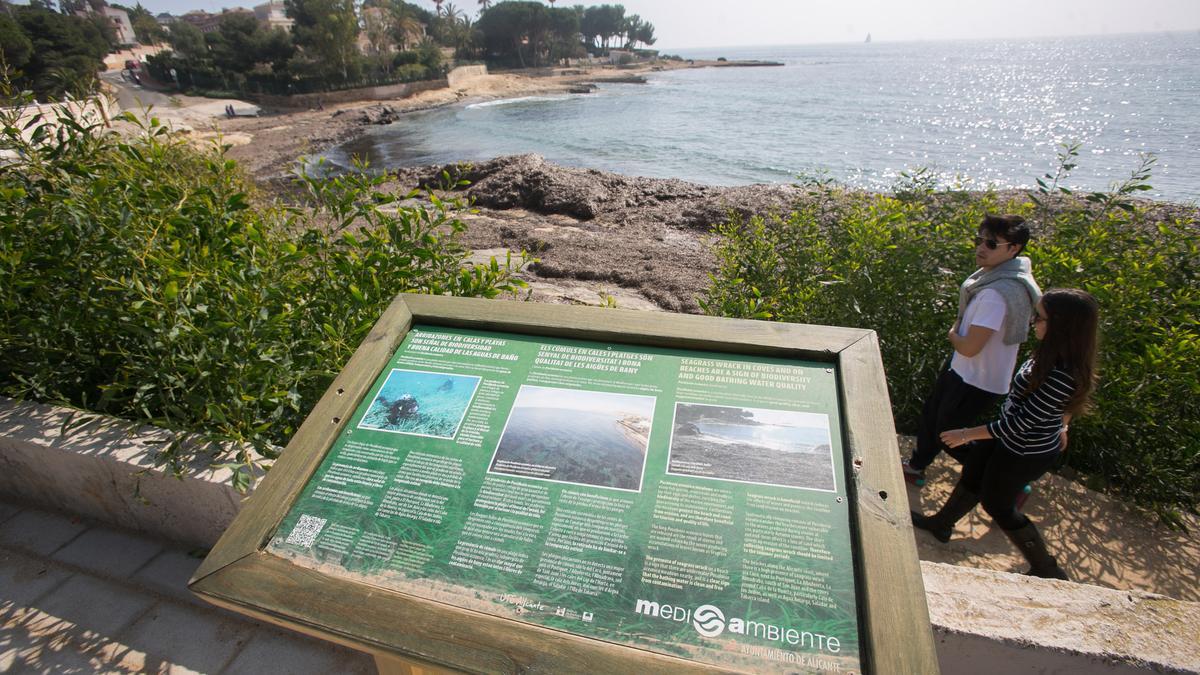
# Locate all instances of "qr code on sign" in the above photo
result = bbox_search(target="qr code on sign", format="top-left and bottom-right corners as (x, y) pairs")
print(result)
(285, 514), (327, 548)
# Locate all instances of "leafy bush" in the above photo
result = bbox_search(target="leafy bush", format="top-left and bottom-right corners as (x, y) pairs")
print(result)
(392, 63), (430, 82)
(0, 90), (528, 489)
(393, 50), (421, 67)
(702, 157), (1199, 520)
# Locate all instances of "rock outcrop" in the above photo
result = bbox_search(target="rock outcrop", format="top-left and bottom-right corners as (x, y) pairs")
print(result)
(386, 154), (812, 312)
(393, 154), (805, 230)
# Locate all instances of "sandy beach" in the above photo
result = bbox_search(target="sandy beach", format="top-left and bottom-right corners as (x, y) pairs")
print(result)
(178, 61), (726, 180)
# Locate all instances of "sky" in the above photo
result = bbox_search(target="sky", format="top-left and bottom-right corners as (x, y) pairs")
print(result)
(55, 0), (1200, 49)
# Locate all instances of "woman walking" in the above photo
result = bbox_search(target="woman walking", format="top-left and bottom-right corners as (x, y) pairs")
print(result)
(910, 288), (1100, 580)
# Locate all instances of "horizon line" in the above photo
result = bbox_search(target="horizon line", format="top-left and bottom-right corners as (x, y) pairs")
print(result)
(660, 27), (1200, 53)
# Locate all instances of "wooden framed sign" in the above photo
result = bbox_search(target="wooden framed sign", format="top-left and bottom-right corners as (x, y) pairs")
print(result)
(190, 294), (938, 674)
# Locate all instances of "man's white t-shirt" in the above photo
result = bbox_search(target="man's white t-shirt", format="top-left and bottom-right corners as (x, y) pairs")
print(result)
(950, 288), (1019, 394)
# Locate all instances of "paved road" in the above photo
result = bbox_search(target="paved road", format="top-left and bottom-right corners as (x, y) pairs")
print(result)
(99, 70), (175, 113)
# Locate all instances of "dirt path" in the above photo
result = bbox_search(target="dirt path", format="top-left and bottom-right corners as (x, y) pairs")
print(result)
(902, 437), (1199, 602)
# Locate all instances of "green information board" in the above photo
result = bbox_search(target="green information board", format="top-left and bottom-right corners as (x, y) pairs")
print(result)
(269, 325), (859, 673)
(190, 295), (939, 675)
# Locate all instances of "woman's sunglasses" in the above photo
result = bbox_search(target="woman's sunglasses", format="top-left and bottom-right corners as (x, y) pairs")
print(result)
(973, 236), (1013, 250)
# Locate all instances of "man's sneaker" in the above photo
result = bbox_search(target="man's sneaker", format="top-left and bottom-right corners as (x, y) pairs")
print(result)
(902, 458), (926, 487)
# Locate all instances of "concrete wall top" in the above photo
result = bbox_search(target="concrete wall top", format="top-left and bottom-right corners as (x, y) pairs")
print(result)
(922, 561), (1200, 673)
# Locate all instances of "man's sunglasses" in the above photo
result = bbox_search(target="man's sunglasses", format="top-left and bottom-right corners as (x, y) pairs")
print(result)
(973, 236), (1013, 250)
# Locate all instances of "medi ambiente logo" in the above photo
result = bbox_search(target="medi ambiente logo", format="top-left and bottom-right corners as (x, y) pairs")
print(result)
(633, 599), (842, 653)
(691, 604), (726, 638)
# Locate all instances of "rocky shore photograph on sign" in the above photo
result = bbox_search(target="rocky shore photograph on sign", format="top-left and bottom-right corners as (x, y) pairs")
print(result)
(489, 385), (654, 491)
(668, 403), (835, 491)
(359, 369), (481, 438)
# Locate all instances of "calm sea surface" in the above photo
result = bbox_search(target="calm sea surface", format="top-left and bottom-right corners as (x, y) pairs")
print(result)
(326, 32), (1200, 202)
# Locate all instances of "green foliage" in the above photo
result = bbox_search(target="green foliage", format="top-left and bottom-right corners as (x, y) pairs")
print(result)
(579, 3), (625, 53)
(621, 13), (654, 49)
(702, 161), (1199, 519)
(205, 12), (294, 74)
(701, 191), (991, 428)
(6, 5), (111, 100)
(476, 1), (585, 67)
(0, 13), (34, 72)
(0, 90), (529, 488)
(286, 0), (362, 82)
(165, 20), (207, 63)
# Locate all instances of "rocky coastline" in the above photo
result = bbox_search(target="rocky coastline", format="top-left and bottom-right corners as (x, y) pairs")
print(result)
(207, 63), (1196, 314)
(388, 153), (818, 312)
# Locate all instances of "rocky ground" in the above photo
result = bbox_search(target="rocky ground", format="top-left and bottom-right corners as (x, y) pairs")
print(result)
(388, 154), (818, 312)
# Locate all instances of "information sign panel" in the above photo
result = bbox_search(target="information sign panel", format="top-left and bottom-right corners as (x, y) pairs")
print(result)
(189, 294), (938, 675)
(269, 326), (857, 672)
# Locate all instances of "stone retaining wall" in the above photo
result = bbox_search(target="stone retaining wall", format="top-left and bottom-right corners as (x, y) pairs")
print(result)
(447, 65), (488, 88)
(248, 65), (488, 110)
(252, 78), (449, 110)
(1, 396), (1196, 673)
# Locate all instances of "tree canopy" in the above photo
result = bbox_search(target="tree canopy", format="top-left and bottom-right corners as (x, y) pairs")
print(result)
(135, 0), (660, 96)
(476, 1), (583, 67)
(4, 5), (111, 100)
(285, 0), (362, 81)
(205, 12), (293, 74)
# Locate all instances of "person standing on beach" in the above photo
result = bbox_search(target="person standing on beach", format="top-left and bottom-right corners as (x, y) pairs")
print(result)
(912, 288), (1100, 580)
(903, 214), (1041, 484)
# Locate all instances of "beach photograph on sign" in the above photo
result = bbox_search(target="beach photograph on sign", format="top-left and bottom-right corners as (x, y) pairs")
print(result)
(358, 368), (481, 438)
(668, 402), (836, 491)
(489, 385), (655, 491)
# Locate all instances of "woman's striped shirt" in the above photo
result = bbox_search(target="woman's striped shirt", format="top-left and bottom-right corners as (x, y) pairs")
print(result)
(986, 359), (1076, 455)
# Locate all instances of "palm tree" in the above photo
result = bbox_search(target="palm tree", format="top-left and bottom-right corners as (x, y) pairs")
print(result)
(433, 0), (444, 16)
(442, 1), (460, 22)
(477, 0), (491, 11)
(451, 14), (475, 54)
(393, 14), (423, 50)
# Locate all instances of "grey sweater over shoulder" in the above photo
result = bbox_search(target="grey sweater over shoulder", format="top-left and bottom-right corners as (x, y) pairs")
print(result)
(957, 257), (1042, 345)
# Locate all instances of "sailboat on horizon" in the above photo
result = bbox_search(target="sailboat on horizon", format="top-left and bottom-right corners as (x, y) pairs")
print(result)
(865, 32), (872, 43)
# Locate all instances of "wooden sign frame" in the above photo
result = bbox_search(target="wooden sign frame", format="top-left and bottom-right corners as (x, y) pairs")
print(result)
(189, 293), (938, 674)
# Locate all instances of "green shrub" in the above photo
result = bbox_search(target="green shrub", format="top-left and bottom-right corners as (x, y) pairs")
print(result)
(392, 63), (430, 82)
(700, 191), (998, 430)
(702, 163), (1199, 521)
(0, 91), (528, 489)
(393, 50), (420, 67)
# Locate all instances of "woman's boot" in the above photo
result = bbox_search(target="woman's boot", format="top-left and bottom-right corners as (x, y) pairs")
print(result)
(910, 483), (979, 543)
(1003, 518), (1069, 580)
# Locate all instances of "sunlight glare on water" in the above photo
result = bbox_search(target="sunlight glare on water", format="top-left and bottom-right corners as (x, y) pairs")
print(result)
(326, 32), (1200, 201)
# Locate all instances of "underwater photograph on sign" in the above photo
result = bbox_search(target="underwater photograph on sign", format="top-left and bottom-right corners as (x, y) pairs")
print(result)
(267, 325), (861, 673)
(358, 368), (480, 438)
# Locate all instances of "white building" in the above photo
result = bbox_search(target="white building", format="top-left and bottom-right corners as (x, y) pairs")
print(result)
(253, 1), (293, 31)
(74, 5), (137, 46)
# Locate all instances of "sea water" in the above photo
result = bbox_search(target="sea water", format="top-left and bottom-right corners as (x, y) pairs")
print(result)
(326, 32), (1200, 202)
